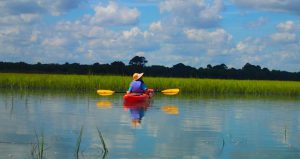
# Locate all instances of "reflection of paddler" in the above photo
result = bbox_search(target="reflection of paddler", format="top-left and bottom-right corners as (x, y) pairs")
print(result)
(161, 105), (179, 115)
(96, 100), (112, 109)
(130, 107), (145, 127)
(123, 101), (150, 127)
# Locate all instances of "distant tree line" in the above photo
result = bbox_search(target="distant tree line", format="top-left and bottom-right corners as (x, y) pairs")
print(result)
(0, 56), (299, 81)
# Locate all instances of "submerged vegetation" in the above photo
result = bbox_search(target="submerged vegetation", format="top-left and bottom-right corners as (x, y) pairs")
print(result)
(0, 73), (299, 96)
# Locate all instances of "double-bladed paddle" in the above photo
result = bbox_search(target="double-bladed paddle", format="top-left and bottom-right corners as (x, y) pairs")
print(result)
(97, 88), (180, 96)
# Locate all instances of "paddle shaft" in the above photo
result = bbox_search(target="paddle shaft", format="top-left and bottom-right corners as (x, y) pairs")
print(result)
(110, 90), (174, 93)
(115, 89), (155, 93)
(97, 88), (179, 96)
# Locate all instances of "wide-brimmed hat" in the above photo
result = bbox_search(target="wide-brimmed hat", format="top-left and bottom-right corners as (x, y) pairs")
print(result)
(132, 73), (144, 81)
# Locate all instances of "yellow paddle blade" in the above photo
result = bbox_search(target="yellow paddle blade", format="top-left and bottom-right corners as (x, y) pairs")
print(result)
(97, 90), (115, 96)
(161, 88), (180, 95)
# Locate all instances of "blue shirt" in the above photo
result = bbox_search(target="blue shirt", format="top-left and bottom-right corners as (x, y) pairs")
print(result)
(128, 80), (147, 93)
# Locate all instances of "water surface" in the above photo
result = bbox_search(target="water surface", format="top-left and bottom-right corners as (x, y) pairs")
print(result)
(0, 91), (299, 159)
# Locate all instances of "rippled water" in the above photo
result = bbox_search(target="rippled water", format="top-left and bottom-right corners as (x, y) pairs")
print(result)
(0, 91), (299, 159)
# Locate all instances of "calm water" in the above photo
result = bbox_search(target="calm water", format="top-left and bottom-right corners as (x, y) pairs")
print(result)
(0, 91), (299, 159)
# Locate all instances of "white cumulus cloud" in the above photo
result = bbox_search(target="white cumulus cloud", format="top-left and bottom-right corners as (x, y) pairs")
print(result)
(149, 21), (162, 32)
(0, 0), (299, 72)
(231, 0), (300, 15)
(184, 28), (233, 55)
(0, 14), (40, 25)
(276, 21), (297, 32)
(0, 0), (83, 16)
(90, 2), (140, 26)
(185, 28), (232, 44)
(40, 0), (83, 16)
(233, 37), (265, 54)
(42, 37), (68, 47)
(160, 0), (223, 28)
(246, 17), (268, 28)
(270, 32), (297, 43)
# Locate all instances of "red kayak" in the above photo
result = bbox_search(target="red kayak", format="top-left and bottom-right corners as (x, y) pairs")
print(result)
(123, 89), (154, 102)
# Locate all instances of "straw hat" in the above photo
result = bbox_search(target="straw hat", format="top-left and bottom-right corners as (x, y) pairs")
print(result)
(132, 73), (144, 81)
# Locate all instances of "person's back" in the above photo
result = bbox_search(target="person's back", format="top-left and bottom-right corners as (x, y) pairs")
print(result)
(127, 73), (147, 94)
(130, 80), (146, 93)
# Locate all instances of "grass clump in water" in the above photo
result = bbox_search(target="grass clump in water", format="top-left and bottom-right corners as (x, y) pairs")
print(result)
(31, 131), (45, 159)
(75, 126), (84, 159)
(96, 127), (108, 158)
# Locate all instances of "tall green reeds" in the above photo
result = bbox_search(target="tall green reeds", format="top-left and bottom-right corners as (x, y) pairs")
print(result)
(75, 126), (84, 159)
(31, 131), (45, 159)
(0, 73), (130, 92)
(97, 127), (108, 158)
(73, 127), (108, 159)
(0, 73), (299, 96)
(146, 77), (300, 96)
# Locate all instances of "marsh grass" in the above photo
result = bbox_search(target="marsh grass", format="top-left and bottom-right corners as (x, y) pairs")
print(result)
(96, 127), (108, 158)
(73, 127), (108, 159)
(0, 73), (130, 92)
(31, 132), (45, 159)
(168, 78), (300, 96)
(75, 126), (84, 159)
(0, 73), (299, 96)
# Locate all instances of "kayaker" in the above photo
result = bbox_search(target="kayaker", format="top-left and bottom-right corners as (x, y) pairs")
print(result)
(127, 73), (147, 94)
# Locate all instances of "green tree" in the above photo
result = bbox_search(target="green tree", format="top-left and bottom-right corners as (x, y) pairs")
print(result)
(129, 56), (148, 67)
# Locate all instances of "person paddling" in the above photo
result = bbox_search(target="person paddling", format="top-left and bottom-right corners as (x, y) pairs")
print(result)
(127, 73), (147, 94)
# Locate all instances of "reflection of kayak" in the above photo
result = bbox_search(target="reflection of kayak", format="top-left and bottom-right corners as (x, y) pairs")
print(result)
(123, 100), (150, 109)
(123, 97), (151, 128)
(123, 89), (154, 102)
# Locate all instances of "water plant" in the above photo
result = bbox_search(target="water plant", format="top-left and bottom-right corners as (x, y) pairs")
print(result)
(75, 126), (84, 159)
(31, 131), (45, 159)
(96, 127), (108, 158)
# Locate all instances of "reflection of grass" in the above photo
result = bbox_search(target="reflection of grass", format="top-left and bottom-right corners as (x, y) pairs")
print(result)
(31, 132), (45, 159)
(0, 73), (299, 96)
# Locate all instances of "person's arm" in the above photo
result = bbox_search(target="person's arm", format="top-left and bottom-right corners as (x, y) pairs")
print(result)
(127, 86), (132, 94)
(141, 83), (147, 91)
(127, 82), (133, 94)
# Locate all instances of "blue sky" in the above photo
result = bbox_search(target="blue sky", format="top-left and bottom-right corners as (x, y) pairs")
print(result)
(0, 0), (299, 72)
